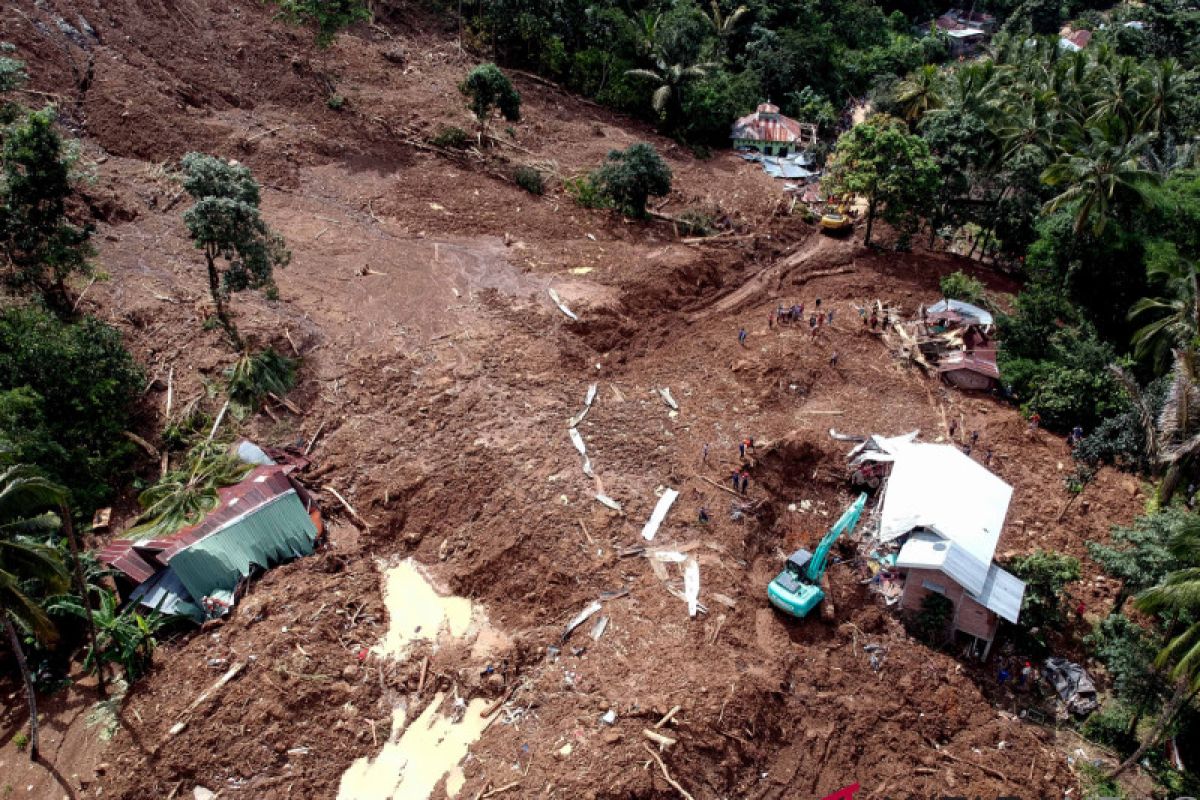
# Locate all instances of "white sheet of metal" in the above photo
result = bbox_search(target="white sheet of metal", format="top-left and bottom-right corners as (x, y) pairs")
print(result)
(641, 488), (680, 541)
(879, 442), (1011, 577)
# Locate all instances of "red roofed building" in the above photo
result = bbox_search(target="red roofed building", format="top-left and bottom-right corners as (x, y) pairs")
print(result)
(731, 103), (817, 156)
(1059, 29), (1092, 51)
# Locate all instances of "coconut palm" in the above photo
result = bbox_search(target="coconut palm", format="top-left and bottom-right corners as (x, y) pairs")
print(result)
(895, 65), (944, 124)
(633, 11), (659, 58)
(626, 58), (716, 124)
(1141, 58), (1192, 135)
(1090, 55), (1148, 133)
(702, 1), (749, 59)
(1109, 526), (1200, 777)
(1042, 116), (1158, 234)
(0, 465), (71, 760)
(1130, 253), (1200, 368)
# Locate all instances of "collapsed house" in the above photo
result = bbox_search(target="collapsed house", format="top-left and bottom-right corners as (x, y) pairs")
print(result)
(851, 433), (1025, 658)
(921, 299), (1000, 391)
(99, 443), (321, 621)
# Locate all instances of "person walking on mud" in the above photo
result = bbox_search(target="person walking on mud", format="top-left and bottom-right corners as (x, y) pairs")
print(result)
(739, 469), (749, 495)
(702, 443), (710, 465)
(738, 327), (747, 347)
(731, 470), (740, 491)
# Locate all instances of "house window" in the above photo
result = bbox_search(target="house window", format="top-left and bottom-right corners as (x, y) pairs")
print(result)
(921, 579), (947, 595)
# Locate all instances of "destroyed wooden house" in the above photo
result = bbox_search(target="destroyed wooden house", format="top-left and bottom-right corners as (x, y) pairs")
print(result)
(921, 299), (999, 391)
(852, 433), (1025, 658)
(99, 443), (321, 621)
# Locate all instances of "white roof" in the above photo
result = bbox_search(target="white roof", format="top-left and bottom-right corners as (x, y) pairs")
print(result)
(946, 27), (984, 37)
(927, 298), (994, 325)
(878, 441), (1012, 592)
(1058, 37), (1083, 51)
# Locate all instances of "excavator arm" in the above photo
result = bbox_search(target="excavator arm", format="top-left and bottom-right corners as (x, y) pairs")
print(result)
(805, 493), (868, 582)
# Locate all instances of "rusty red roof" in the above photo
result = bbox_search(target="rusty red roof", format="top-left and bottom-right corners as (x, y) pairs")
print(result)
(732, 104), (807, 144)
(100, 465), (299, 583)
(938, 353), (1000, 379)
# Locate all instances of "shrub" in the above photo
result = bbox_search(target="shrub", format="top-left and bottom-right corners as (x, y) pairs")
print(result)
(224, 348), (297, 412)
(326, 93), (347, 111)
(429, 125), (470, 150)
(939, 270), (986, 306)
(564, 174), (607, 209)
(911, 591), (954, 645)
(1008, 550), (1081, 630)
(272, 0), (369, 47)
(0, 307), (141, 512)
(676, 208), (715, 237)
(459, 63), (521, 135)
(514, 165), (545, 195)
(11, 732), (28, 751)
(592, 142), (672, 218)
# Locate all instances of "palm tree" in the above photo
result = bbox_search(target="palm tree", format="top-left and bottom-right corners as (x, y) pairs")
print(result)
(1042, 116), (1158, 234)
(626, 58), (716, 125)
(702, 1), (749, 60)
(0, 466), (71, 760)
(1140, 58), (1192, 135)
(895, 65), (944, 124)
(1110, 526), (1200, 778)
(1090, 55), (1148, 133)
(1130, 254), (1200, 368)
(633, 11), (659, 58)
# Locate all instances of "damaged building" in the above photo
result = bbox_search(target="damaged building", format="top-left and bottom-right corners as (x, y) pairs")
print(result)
(852, 433), (1025, 657)
(99, 444), (321, 621)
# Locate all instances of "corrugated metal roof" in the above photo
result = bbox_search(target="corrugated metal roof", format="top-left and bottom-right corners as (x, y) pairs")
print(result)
(97, 541), (158, 583)
(968, 562), (1025, 623)
(896, 532), (1025, 619)
(168, 489), (317, 602)
(927, 299), (993, 326)
(731, 106), (808, 144)
(101, 465), (301, 584)
(896, 531), (990, 597)
(938, 353), (1000, 379)
(878, 441), (1012, 581)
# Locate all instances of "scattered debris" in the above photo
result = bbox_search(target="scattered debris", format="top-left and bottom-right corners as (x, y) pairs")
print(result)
(601, 709), (617, 725)
(590, 616), (609, 641)
(595, 493), (623, 512)
(548, 288), (578, 321)
(568, 383), (599, 427)
(568, 427), (594, 477)
(562, 601), (603, 643)
(683, 558), (700, 617)
(1042, 657), (1098, 716)
(657, 387), (679, 410)
(166, 662), (246, 737)
(641, 488), (680, 541)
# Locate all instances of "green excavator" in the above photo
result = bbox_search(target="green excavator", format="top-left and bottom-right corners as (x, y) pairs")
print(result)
(767, 493), (868, 618)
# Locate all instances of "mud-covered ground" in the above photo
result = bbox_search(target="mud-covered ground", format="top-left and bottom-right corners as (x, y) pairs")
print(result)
(0, 1), (1147, 797)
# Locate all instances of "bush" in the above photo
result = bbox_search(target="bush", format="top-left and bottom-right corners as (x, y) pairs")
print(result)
(0, 307), (141, 512)
(911, 591), (954, 645)
(676, 208), (715, 237)
(429, 125), (471, 150)
(1008, 550), (1081, 630)
(939, 270), (986, 306)
(563, 174), (607, 209)
(224, 348), (297, 412)
(459, 63), (521, 133)
(592, 142), (672, 218)
(514, 165), (545, 195)
(326, 93), (347, 111)
(272, 0), (369, 47)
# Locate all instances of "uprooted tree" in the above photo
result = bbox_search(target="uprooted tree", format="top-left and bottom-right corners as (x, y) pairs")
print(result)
(181, 153), (290, 350)
(459, 63), (521, 140)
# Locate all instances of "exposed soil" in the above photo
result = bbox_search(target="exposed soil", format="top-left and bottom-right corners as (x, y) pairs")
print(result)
(0, 1), (1148, 798)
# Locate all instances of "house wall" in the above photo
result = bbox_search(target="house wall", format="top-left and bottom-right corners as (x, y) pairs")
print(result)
(899, 567), (999, 642)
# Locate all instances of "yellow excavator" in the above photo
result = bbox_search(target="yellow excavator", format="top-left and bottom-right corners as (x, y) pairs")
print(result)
(819, 200), (853, 235)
